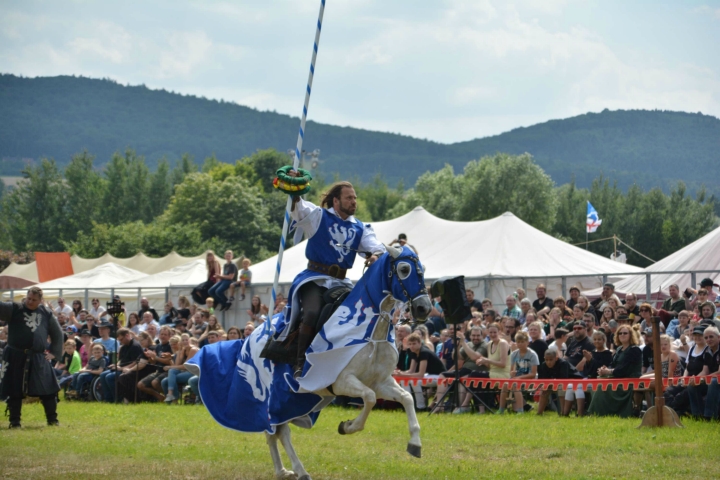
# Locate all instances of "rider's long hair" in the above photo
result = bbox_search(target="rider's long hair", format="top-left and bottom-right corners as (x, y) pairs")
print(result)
(321, 181), (354, 209)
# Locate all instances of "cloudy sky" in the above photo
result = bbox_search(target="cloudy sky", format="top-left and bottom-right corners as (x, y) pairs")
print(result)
(1, 0), (719, 143)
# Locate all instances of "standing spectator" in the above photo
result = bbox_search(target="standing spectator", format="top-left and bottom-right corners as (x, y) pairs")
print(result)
(501, 295), (522, 320)
(536, 349), (571, 415)
(588, 325), (642, 417)
(229, 258), (253, 303)
(662, 284), (687, 318)
(533, 284), (554, 317)
(93, 321), (118, 355)
(702, 327), (720, 420)
(465, 289), (483, 312)
(53, 297), (73, 317)
(99, 328), (143, 403)
(567, 286), (581, 309)
(685, 325), (713, 418)
(138, 297), (159, 322)
(210, 250), (238, 312)
(204, 297), (216, 315)
(192, 252), (222, 304)
(498, 332), (539, 414)
(116, 331), (157, 403)
(88, 298), (107, 320)
(566, 321), (595, 368)
(138, 311), (159, 333)
(438, 323), (461, 370)
(67, 343), (107, 398)
(389, 233), (418, 254)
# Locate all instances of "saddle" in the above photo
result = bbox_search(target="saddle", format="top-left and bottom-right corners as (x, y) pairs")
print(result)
(260, 286), (352, 364)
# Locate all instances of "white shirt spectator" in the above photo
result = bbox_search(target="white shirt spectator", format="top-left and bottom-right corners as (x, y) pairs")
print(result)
(54, 304), (73, 317)
(138, 319), (159, 333)
(88, 305), (107, 320)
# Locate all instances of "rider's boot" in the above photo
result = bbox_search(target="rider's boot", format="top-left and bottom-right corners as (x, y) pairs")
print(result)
(294, 323), (315, 379)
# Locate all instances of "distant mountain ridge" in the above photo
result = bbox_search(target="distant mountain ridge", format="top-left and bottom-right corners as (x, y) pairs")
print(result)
(1, 74), (719, 193)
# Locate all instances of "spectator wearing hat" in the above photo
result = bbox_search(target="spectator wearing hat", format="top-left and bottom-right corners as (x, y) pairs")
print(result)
(78, 329), (93, 367)
(567, 286), (581, 309)
(93, 321), (118, 355)
(99, 328), (143, 403)
(693, 278), (719, 304)
(64, 324), (82, 351)
(685, 325), (715, 418)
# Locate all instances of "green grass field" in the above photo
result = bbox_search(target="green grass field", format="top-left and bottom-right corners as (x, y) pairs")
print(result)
(1, 401), (718, 480)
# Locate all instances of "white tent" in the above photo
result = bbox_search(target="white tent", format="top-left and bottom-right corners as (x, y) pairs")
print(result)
(20, 263), (145, 295)
(115, 259), (208, 290)
(585, 226), (720, 300)
(250, 207), (642, 303)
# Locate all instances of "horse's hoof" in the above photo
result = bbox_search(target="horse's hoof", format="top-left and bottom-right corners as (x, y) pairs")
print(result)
(278, 469), (296, 480)
(338, 420), (348, 435)
(298, 475), (312, 480)
(407, 443), (422, 458)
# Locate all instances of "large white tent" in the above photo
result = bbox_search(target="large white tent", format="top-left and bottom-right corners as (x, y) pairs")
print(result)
(115, 259), (208, 290)
(250, 207), (641, 303)
(585, 225), (720, 300)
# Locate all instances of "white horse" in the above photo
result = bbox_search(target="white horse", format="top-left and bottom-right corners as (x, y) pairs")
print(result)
(189, 245), (431, 480)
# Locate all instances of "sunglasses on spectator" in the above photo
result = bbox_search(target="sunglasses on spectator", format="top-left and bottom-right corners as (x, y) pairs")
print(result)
(618, 331), (630, 336)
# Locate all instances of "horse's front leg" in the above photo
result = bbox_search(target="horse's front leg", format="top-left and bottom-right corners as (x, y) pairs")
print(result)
(333, 374), (376, 435)
(374, 377), (422, 458)
(266, 430), (297, 480)
(276, 423), (311, 480)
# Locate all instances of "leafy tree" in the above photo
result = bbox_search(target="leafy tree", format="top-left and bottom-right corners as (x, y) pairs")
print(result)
(162, 173), (279, 259)
(147, 158), (172, 219)
(63, 151), (105, 239)
(4, 159), (66, 251)
(201, 154), (222, 174)
(101, 151), (130, 225)
(357, 175), (405, 221)
(170, 153), (197, 187)
(240, 149), (289, 193)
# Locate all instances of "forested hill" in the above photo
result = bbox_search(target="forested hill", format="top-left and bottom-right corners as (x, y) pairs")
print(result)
(1, 74), (719, 192)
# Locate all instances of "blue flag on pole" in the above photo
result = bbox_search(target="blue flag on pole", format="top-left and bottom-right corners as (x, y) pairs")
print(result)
(586, 201), (602, 233)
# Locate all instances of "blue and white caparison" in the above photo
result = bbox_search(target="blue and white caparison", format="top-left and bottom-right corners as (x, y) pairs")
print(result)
(186, 245), (430, 434)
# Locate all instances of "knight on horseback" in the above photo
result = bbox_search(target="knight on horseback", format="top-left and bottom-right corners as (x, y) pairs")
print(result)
(283, 180), (385, 378)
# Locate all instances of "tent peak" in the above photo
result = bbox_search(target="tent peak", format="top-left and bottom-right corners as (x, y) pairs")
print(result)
(502, 212), (515, 217)
(412, 206), (426, 212)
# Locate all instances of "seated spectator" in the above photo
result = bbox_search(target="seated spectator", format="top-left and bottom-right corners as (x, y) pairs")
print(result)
(547, 327), (569, 359)
(147, 335), (183, 402)
(88, 298), (108, 321)
(502, 316), (519, 342)
(685, 325), (714, 418)
(138, 311), (160, 333)
(532, 284), (554, 317)
(572, 304), (585, 323)
(577, 331), (613, 379)
(78, 329), (93, 367)
(591, 283), (615, 319)
(481, 298), (494, 313)
(623, 293), (641, 320)
(243, 322), (255, 339)
(198, 315), (222, 348)
(566, 321), (595, 369)
(567, 286), (581, 309)
(518, 298), (533, 325)
(117, 331), (157, 404)
(475, 323), (510, 378)
(145, 323), (159, 344)
(177, 295), (192, 322)
(527, 321), (548, 360)
(641, 328), (655, 375)
(414, 324), (434, 352)
(93, 321), (118, 356)
(67, 343), (107, 398)
(138, 297), (159, 322)
(162, 334), (200, 404)
(206, 330), (222, 344)
(192, 252), (222, 304)
(159, 301), (179, 325)
(135, 326), (174, 402)
(395, 324), (412, 371)
(396, 332), (444, 410)
(553, 296), (574, 321)
(204, 297), (216, 315)
(544, 307), (567, 337)
(498, 332), (539, 414)
(667, 310), (692, 340)
(536, 349), (572, 415)
(515, 288), (526, 302)
(53, 297), (73, 317)
(55, 339), (82, 389)
(226, 326), (242, 340)
(127, 312), (141, 335)
(83, 315), (100, 338)
(606, 294), (622, 311)
(702, 327), (720, 420)
(641, 333), (681, 380)
(588, 325), (642, 417)
(501, 295), (522, 320)
(247, 295), (268, 326)
(229, 258), (253, 302)
(663, 284), (688, 318)
(698, 301), (720, 329)
(100, 328), (144, 403)
(210, 250), (238, 312)
(483, 309), (497, 324)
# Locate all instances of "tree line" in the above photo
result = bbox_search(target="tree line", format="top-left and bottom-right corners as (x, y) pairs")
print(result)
(0, 149), (716, 270)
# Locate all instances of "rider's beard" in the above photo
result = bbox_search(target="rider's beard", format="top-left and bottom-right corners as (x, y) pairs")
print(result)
(338, 202), (356, 217)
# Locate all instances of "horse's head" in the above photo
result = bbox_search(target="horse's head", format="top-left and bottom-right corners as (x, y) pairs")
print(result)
(384, 245), (432, 322)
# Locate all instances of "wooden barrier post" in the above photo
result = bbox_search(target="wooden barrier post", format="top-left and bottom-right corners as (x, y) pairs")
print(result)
(639, 316), (683, 428)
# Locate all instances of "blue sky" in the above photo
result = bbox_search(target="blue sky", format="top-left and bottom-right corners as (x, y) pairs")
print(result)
(1, 0), (718, 143)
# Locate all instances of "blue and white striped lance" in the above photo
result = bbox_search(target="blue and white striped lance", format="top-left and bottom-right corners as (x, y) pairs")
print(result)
(267, 0), (326, 325)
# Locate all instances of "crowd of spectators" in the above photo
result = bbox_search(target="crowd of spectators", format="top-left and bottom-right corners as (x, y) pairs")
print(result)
(395, 280), (720, 420)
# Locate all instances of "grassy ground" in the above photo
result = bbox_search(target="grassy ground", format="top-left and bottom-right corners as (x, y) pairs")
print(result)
(1, 400), (718, 480)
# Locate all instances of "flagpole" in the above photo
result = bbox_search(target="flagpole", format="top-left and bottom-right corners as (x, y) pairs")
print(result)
(267, 0), (326, 326)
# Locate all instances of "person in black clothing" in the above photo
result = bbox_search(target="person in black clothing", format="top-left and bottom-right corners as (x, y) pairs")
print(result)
(532, 284), (554, 317)
(99, 328), (144, 403)
(465, 289), (483, 312)
(137, 297), (159, 322)
(210, 250), (239, 311)
(136, 325), (175, 402)
(527, 321), (548, 361)
(396, 332), (444, 409)
(577, 330), (613, 378)
(0, 287), (64, 428)
(566, 286), (581, 309)
(536, 349), (572, 415)
(565, 321), (595, 368)
(641, 329), (654, 374)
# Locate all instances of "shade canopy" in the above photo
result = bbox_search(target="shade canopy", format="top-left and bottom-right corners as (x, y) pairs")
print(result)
(251, 207), (641, 286)
(115, 259), (208, 289)
(585, 225), (720, 299)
